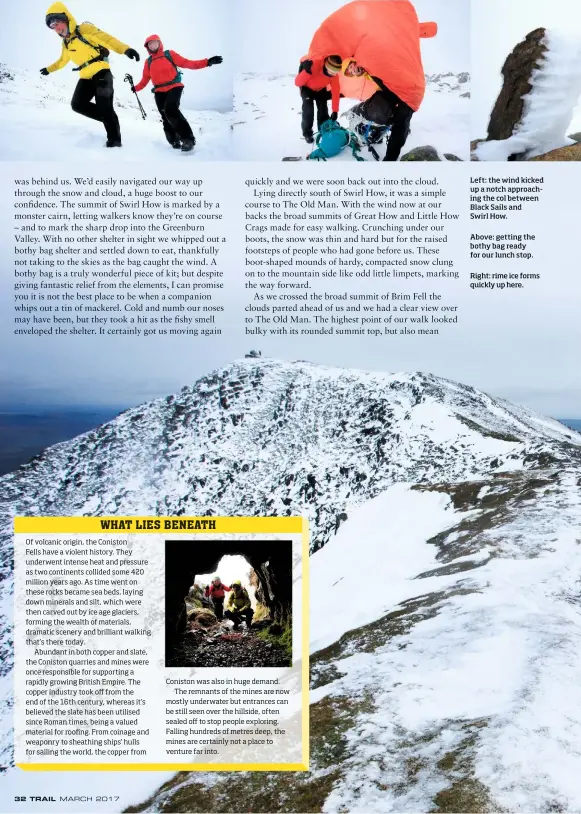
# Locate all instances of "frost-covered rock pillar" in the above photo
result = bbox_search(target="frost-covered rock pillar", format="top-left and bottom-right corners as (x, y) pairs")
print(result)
(487, 27), (548, 152)
(477, 28), (581, 161)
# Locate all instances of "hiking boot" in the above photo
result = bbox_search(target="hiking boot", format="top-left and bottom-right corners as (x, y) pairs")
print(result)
(304, 133), (314, 144)
(106, 138), (122, 148)
(170, 140), (182, 149)
(181, 138), (195, 152)
(353, 121), (387, 145)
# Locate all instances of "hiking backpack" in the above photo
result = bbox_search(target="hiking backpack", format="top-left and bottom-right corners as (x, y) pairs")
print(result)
(65, 23), (110, 72)
(307, 119), (364, 162)
(147, 50), (183, 91)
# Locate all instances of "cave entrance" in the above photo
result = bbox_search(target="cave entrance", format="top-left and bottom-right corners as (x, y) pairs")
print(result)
(197, 554), (257, 611)
(164, 539), (293, 667)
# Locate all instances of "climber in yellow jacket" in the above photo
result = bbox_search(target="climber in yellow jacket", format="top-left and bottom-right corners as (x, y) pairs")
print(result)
(41, 3), (140, 147)
(224, 581), (254, 630)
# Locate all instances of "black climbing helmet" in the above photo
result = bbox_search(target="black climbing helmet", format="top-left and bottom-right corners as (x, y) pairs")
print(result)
(46, 12), (69, 29)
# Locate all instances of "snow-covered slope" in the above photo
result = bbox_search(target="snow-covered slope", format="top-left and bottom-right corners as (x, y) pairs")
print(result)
(309, 471), (581, 813)
(476, 30), (581, 161)
(0, 64), (231, 161)
(2, 358), (581, 811)
(128, 468), (581, 813)
(233, 71), (470, 160)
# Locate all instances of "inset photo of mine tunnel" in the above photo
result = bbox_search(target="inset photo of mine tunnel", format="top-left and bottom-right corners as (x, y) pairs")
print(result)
(232, 0), (470, 162)
(165, 540), (293, 669)
(471, 0), (581, 161)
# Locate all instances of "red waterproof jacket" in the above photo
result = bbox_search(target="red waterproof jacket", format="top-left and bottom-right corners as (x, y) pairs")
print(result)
(295, 57), (340, 114)
(205, 582), (230, 600)
(134, 34), (208, 93)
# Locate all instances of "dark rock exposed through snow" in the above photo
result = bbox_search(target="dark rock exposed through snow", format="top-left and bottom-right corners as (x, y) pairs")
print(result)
(401, 145), (442, 161)
(400, 146), (462, 161)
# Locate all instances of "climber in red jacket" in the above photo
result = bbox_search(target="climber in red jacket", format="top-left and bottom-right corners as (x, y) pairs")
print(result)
(131, 34), (223, 152)
(204, 576), (231, 621)
(295, 54), (342, 143)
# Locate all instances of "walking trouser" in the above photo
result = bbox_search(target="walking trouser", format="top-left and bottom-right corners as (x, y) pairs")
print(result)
(212, 598), (224, 621)
(225, 608), (254, 628)
(70, 69), (120, 142)
(300, 87), (331, 138)
(154, 86), (195, 144)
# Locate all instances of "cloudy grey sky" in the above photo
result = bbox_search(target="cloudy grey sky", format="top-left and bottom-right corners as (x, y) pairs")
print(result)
(235, 0), (470, 76)
(472, 0), (581, 137)
(2, 159), (581, 419)
(6, 0), (233, 111)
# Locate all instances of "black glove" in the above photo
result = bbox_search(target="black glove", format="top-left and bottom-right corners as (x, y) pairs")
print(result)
(207, 55), (223, 66)
(40, 68), (50, 76)
(125, 48), (140, 62)
(299, 59), (313, 75)
(330, 111), (338, 121)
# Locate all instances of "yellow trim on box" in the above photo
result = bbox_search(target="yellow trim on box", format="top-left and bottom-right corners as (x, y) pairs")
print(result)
(17, 763), (309, 772)
(302, 515), (310, 771)
(14, 516), (304, 534)
(14, 515), (311, 773)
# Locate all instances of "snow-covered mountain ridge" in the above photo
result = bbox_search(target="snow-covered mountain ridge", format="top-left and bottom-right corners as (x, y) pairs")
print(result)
(1, 357), (577, 556)
(2, 358), (581, 810)
(114, 362), (581, 813)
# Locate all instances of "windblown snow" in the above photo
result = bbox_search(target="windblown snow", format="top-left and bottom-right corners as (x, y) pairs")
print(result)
(476, 30), (581, 161)
(314, 470), (581, 813)
(309, 483), (462, 653)
(1, 358), (581, 811)
(233, 71), (470, 161)
(0, 64), (232, 161)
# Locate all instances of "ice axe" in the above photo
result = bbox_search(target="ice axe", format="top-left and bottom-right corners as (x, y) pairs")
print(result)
(124, 73), (147, 119)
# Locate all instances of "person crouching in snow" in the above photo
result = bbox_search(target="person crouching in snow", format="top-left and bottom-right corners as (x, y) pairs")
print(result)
(295, 54), (342, 143)
(41, 3), (140, 147)
(131, 35), (223, 152)
(344, 60), (414, 162)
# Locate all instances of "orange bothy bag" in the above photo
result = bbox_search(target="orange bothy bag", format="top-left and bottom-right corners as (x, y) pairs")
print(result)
(307, 0), (437, 112)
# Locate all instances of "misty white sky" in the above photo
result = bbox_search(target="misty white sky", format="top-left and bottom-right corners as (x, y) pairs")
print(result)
(236, 0), (469, 76)
(472, 0), (581, 137)
(7, 0), (233, 111)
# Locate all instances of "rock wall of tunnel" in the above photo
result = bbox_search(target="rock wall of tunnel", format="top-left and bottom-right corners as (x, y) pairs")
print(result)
(165, 540), (293, 646)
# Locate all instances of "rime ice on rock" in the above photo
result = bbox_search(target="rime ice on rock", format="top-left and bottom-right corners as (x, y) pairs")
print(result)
(477, 29), (581, 161)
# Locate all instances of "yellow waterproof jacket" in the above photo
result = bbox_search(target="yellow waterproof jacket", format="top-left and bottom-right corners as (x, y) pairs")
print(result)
(45, 2), (129, 80)
(227, 587), (251, 613)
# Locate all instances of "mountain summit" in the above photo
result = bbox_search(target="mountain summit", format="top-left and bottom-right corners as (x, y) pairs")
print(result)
(1, 357), (578, 551)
